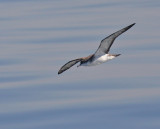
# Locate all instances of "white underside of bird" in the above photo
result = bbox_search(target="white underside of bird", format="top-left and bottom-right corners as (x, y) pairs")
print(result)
(80, 54), (116, 66)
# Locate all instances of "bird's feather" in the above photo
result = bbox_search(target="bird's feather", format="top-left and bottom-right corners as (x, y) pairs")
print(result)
(94, 23), (135, 57)
(58, 58), (82, 74)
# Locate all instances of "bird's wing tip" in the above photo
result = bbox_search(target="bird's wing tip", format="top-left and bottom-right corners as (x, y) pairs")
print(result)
(131, 23), (136, 26)
(58, 70), (62, 75)
(58, 71), (61, 75)
(126, 23), (136, 30)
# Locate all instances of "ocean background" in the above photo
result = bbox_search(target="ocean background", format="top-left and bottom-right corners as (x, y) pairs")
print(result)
(0, 0), (160, 129)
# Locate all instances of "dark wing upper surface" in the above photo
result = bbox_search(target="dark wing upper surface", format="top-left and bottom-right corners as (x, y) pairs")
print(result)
(94, 23), (135, 57)
(58, 59), (82, 74)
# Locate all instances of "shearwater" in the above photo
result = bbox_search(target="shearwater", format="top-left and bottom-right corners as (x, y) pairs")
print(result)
(58, 23), (135, 74)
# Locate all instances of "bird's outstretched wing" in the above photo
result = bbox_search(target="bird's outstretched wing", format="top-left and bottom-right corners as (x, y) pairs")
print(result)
(94, 23), (135, 57)
(58, 58), (82, 74)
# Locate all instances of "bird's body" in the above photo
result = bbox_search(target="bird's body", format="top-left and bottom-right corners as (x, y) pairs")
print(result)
(58, 23), (135, 74)
(80, 54), (119, 66)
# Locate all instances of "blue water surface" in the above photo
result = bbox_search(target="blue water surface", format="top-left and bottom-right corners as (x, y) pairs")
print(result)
(0, 0), (160, 129)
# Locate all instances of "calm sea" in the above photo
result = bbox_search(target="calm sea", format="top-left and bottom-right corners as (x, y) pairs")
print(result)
(0, 0), (160, 129)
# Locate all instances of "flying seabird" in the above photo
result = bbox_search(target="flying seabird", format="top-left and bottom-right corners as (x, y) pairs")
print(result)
(58, 23), (135, 74)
